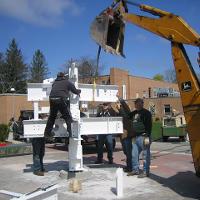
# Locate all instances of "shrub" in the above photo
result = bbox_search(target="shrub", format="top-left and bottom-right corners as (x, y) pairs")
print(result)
(154, 117), (160, 122)
(0, 124), (9, 142)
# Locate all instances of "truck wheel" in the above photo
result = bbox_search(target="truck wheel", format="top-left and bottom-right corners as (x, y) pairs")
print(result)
(162, 136), (169, 142)
(179, 136), (185, 142)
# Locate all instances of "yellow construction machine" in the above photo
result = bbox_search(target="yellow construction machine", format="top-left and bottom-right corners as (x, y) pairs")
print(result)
(90, 0), (200, 176)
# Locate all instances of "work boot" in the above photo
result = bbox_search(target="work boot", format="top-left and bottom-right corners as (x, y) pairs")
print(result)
(41, 168), (48, 173)
(123, 167), (131, 173)
(108, 159), (113, 164)
(127, 170), (139, 176)
(33, 171), (44, 176)
(95, 159), (103, 164)
(137, 172), (149, 178)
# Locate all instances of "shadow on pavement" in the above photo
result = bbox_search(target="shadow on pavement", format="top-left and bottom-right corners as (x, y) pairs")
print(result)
(47, 144), (68, 151)
(84, 156), (124, 169)
(23, 160), (69, 173)
(150, 171), (200, 199)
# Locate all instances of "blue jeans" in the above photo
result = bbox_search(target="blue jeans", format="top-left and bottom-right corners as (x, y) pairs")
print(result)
(32, 138), (45, 172)
(97, 134), (113, 161)
(121, 137), (132, 170)
(132, 136), (151, 174)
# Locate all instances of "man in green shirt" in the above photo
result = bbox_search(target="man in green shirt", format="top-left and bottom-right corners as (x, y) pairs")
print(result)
(118, 96), (152, 178)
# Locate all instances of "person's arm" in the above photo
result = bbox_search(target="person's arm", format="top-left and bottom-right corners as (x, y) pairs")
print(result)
(117, 96), (131, 115)
(108, 105), (118, 116)
(68, 81), (81, 95)
(144, 110), (152, 137)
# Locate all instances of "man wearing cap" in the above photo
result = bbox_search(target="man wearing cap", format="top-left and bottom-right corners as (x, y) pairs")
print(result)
(95, 102), (117, 164)
(117, 96), (152, 178)
(44, 72), (81, 138)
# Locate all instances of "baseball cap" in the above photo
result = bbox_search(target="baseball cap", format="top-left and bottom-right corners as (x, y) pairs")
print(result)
(57, 72), (65, 77)
(134, 98), (144, 103)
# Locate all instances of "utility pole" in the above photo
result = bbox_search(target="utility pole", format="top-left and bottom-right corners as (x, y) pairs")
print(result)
(10, 88), (16, 119)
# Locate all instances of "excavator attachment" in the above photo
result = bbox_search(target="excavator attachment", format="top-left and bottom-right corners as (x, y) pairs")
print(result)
(90, 8), (125, 57)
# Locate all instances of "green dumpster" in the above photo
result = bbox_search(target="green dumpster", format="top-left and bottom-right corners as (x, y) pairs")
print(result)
(152, 121), (162, 141)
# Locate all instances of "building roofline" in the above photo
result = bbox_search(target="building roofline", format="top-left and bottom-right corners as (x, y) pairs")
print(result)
(128, 74), (177, 85)
(99, 67), (176, 85)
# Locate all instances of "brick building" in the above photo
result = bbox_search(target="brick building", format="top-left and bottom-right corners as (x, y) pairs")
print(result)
(0, 67), (183, 124)
(81, 67), (183, 120)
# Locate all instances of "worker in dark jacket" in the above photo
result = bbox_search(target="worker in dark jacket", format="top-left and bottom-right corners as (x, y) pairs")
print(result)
(44, 72), (81, 138)
(129, 98), (152, 178)
(115, 101), (133, 172)
(95, 102), (117, 164)
(117, 96), (152, 178)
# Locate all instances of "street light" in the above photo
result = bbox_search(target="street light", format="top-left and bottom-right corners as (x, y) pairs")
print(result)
(10, 88), (16, 119)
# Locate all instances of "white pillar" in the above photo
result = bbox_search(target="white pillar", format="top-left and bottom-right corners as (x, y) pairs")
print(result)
(33, 101), (39, 120)
(68, 62), (83, 171)
(116, 168), (123, 198)
(122, 84), (126, 100)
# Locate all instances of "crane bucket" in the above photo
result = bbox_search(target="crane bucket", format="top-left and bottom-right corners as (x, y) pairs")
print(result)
(90, 10), (125, 57)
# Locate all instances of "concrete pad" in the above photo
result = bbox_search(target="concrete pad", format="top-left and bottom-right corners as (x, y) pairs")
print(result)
(0, 142), (200, 200)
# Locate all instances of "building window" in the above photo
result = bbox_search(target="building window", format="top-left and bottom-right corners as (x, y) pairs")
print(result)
(164, 104), (171, 116)
(102, 80), (106, 85)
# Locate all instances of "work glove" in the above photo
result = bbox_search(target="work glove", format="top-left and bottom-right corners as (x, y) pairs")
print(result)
(143, 136), (150, 146)
(142, 133), (150, 146)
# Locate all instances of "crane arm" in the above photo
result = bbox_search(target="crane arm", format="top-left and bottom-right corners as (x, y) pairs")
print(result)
(90, 1), (200, 176)
(123, 8), (200, 46)
(123, 5), (200, 177)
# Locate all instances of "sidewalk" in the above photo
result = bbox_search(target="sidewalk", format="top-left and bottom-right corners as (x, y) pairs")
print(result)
(0, 142), (200, 200)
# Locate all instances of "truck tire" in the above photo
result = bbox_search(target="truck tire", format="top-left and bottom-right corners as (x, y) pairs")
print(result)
(162, 136), (169, 142)
(179, 136), (185, 142)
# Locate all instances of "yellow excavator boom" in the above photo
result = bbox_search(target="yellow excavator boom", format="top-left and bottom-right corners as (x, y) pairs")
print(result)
(90, 0), (200, 176)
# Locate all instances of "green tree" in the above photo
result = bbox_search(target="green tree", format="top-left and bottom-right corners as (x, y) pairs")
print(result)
(29, 49), (49, 83)
(0, 52), (6, 93)
(153, 74), (164, 81)
(1, 39), (27, 93)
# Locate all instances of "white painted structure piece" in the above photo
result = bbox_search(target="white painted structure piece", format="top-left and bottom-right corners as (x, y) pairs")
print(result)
(24, 117), (123, 138)
(116, 168), (123, 197)
(27, 83), (118, 102)
(23, 63), (123, 171)
(0, 184), (58, 200)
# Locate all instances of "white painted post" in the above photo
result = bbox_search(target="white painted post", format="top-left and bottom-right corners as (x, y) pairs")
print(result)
(122, 84), (126, 100)
(116, 168), (123, 197)
(68, 62), (83, 171)
(33, 101), (39, 120)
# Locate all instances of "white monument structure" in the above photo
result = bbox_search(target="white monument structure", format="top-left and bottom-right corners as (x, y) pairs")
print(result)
(23, 63), (123, 171)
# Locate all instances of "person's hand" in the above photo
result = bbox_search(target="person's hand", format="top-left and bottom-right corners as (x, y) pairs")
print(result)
(143, 136), (150, 146)
(115, 102), (121, 110)
(78, 89), (81, 97)
(116, 92), (120, 98)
